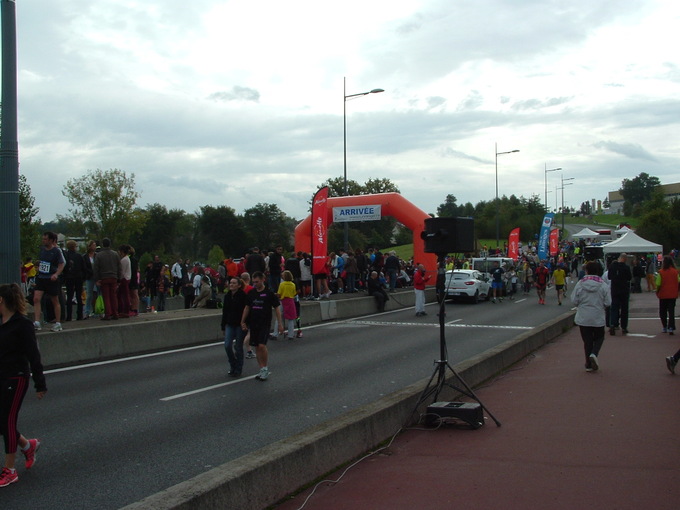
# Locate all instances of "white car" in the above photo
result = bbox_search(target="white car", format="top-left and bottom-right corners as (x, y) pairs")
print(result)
(444, 269), (491, 303)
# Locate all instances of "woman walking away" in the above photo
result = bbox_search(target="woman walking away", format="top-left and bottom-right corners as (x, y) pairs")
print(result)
(221, 277), (247, 377)
(0, 283), (47, 488)
(657, 256), (679, 335)
(656, 257), (680, 373)
(571, 261), (611, 372)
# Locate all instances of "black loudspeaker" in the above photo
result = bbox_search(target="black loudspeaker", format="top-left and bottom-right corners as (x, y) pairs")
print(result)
(583, 246), (604, 260)
(421, 217), (475, 254)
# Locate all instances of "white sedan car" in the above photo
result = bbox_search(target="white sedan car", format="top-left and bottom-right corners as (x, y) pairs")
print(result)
(444, 269), (491, 303)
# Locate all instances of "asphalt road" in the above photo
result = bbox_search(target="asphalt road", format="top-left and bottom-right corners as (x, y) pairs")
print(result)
(7, 293), (567, 509)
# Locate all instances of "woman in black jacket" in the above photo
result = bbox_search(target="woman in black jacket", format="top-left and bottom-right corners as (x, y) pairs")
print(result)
(0, 283), (47, 488)
(221, 277), (247, 377)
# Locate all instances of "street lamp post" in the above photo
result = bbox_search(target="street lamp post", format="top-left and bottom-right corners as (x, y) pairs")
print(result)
(560, 176), (575, 236)
(544, 164), (562, 212)
(343, 77), (384, 251)
(495, 143), (520, 250)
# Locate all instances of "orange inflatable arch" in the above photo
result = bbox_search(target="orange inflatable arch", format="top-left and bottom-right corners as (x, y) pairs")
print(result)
(294, 192), (437, 277)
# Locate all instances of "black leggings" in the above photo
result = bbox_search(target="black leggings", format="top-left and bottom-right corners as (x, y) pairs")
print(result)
(0, 376), (29, 454)
(659, 298), (676, 331)
(579, 326), (605, 367)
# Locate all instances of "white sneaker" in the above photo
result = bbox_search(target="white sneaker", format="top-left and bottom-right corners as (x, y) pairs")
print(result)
(589, 353), (599, 371)
(255, 367), (269, 381)
(51, 322), (63, 332)
(33, 321), (42, 331)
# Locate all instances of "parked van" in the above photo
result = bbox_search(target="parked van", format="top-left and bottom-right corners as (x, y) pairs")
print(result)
(471, 257), (515, 278)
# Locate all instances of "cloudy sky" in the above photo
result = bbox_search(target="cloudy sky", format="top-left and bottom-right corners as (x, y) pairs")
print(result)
(7, 0), (680, 223)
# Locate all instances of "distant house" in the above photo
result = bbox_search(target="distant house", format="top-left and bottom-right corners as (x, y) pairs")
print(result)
(606, 182), (680, 214)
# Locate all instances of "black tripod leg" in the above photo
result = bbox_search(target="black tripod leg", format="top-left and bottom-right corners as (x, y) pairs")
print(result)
(444, 362), (502, 427)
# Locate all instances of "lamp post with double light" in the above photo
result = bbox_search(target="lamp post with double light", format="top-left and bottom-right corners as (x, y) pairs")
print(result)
(343, 77), (384, 250)
(495, 143), (520, 250)
(544, 165), (562, 212)
(560, 176), (575, 236)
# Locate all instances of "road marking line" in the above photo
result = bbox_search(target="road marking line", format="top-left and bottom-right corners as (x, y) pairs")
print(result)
(348, 320), (533, 330)
(161, 376), (258, 401)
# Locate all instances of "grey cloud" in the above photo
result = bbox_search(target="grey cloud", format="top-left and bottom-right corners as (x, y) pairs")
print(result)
(593, 141), (657, 161)
(442, 147), (488, 164)
(426, 96), (447, 109)
(208, 86), (261, 103)
(511, 96), (572, 110)
(457, 90), (483, 111)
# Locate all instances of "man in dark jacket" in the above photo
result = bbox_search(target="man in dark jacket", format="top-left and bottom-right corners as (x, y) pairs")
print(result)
(93, 238), (121, 320)
(608, 253), (632, 335)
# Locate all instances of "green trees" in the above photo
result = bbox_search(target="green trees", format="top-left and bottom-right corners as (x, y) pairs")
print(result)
(62, 168), (145, 244)
(18, 174), (41, 260)
(620, 172), (661, 216)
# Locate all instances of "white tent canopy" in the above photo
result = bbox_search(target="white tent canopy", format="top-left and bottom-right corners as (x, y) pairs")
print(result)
(572, 227), (600, 238)
(615, 226), (632, 234)
(602, 231), (662, 254)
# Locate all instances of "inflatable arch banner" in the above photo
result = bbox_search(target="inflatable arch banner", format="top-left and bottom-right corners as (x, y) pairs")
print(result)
(294, 192), (437, 280)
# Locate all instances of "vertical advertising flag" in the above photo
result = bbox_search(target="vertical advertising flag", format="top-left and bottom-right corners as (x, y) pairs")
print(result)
(537, 213), (554, 260)
(549, 229), (560, 257)
(508, 228), (520, 260)
(311, 186), (329, 274)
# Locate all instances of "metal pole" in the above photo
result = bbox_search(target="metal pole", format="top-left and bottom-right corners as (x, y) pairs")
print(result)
(0, 0), (21, 284)
(495, 143), (499, 249)
(343, 77), (349, 251)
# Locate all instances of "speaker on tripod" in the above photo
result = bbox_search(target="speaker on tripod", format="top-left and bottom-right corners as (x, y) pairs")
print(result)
(421, 217), (475, 255)
(411, 217), (501, 429)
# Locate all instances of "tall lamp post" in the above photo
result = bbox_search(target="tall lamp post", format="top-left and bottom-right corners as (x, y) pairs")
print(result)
(544, 164), (562, 212)
(343, 77), (384, 251)
(560, 176), (574, 236)
(0, 0), (21, 284)
(495, 143), (520, 250)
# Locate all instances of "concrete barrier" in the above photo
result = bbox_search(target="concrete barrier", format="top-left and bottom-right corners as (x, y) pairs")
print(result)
(39, 288), (436, 368)
(121, 310), (576, 510)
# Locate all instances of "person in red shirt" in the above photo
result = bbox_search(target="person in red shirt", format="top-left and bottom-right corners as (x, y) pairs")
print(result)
(534, 261), (550, 305)
(413, 263), (432, 316)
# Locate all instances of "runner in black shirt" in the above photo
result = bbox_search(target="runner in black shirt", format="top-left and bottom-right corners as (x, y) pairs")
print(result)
(241, 271), (283, 381)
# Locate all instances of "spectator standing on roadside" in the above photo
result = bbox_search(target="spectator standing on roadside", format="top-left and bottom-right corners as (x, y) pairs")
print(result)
(608, 253), (632, 335)
(571, 261), (611, 372)
(384, 251), (400, 292)
(299, 253), (312, 299)
(245, 248), (266, 277)
(0, 283), (47, 488)
(344, 251), (359, 293)
(128, 246), (140, 317)
(32, 232), (65, 332)
(241, 271), (283, 381)
(83, 241), (97, 319)
(171, 259), (183, 298)
(63, 240), (86, 321)
(413, 263), (431, 316)
(93, 238), (121, 321)
(156, 270), (171, 312)
(646, 255), (657, 292)
(657, 256), (678, 337)
(117, 245), (131, 318)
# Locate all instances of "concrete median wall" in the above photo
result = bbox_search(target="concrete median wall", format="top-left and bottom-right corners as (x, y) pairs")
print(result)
(121, 310), (576, 510)
(40, 289), (435, 368)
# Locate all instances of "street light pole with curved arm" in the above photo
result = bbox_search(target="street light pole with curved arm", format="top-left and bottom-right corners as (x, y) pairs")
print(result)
(343, 77), (384, 250)
(495, 143), (520, 250)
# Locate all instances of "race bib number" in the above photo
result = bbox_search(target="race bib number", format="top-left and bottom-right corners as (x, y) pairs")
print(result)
(38, 260), (51, 274)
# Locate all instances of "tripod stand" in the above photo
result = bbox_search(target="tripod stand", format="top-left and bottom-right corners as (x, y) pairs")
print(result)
(411, 253), (501, 428)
